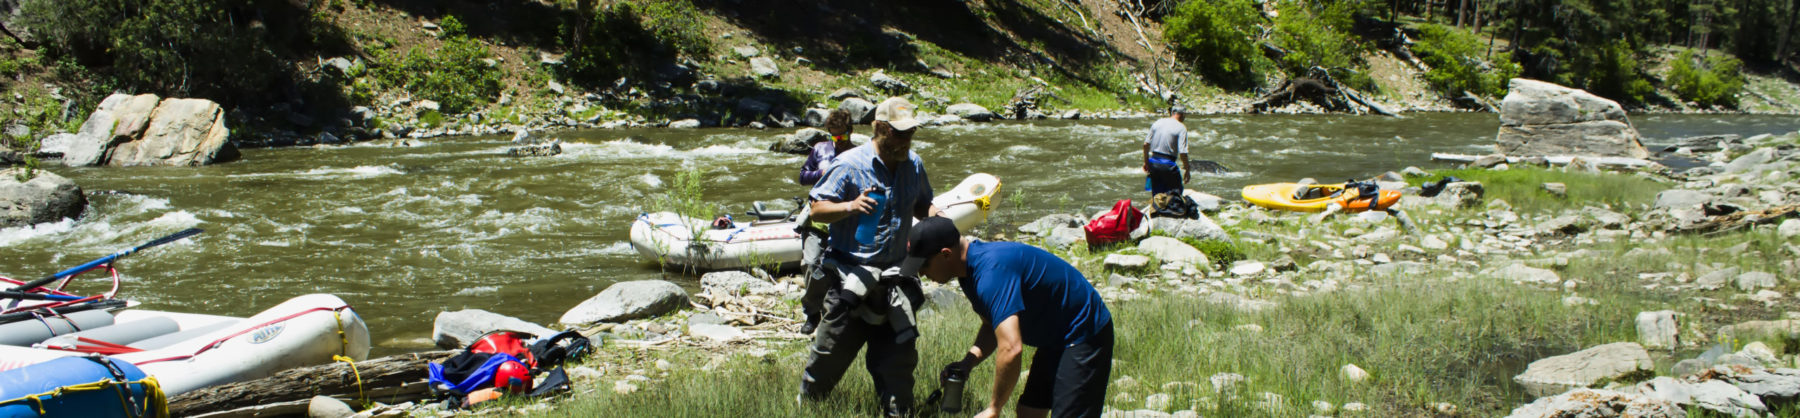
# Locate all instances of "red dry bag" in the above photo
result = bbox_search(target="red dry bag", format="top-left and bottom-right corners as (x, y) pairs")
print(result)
(1083, 199), (1144, 247)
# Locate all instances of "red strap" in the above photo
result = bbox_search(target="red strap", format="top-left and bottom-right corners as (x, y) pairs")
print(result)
(42, 336), (145, 355)
(133, 305), (349, 366)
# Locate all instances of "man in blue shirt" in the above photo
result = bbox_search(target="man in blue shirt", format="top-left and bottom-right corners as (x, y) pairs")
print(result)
(800, 97), (940, 416)
(900, 217), (1115, 418)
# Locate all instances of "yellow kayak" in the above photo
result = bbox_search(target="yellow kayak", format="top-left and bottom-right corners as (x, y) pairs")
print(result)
(1241, 183), (1401, 213)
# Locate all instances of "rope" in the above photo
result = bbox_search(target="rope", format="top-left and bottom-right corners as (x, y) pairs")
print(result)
(333, 355), (367, 408)
(0, 376), (168, 418)
(133, 305), (351, 366)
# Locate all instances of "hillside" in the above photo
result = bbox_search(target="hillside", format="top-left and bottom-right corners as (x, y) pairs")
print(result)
(0, 0), (1797, 149)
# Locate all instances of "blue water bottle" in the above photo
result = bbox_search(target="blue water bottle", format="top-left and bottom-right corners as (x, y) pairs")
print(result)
(855, 188), (888, 245)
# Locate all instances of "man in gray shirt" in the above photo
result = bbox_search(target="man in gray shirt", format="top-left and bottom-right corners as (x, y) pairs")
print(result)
(1142, 106), (1190, 196)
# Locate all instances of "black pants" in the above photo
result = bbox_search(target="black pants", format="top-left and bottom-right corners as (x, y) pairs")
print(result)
(799, 270), (916, 414)
(1017, 323), (1114, 418)
(1147, 162), (1183, 196)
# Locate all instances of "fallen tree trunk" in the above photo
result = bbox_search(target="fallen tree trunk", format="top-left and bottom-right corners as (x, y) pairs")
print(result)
(1675, 204), (1800, 235)
(169, 350), (455, 417)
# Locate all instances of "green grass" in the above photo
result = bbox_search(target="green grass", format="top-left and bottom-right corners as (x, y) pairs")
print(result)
(547, 267), (1683, 416)
(1409, 167), (1669, 215)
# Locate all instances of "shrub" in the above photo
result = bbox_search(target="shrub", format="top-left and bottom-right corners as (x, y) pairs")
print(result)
(1414, 24), (1519, 98)
(562, 1), (706, 89)
(372, 22), (504, 115)
(1667, 49), (1745, 108)
(1269, 0), (1365, 79)
(19, 0), (300, 105)
(1164, 0), (1267, 89)
(1573, 39), (1654, 105)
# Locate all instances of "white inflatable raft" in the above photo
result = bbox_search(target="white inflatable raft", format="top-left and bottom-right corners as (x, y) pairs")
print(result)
(0, 293), (371, 396)
(631, 173), (1002, 271)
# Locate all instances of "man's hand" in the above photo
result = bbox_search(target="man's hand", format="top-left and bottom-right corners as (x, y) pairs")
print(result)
(940, 361), (969, 382)
(844, 187), (878, 214)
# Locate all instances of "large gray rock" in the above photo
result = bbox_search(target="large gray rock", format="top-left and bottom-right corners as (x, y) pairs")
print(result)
(838, 98), (875, 124)
(769, 128), (829, 155)
(1493, 263), (1562, 285)
(1496, 79), (1648, 159)
(802, 108), (832, 127)
(103, 97), (236, 166)
(1725, 148), (1775, 174)
(432, 309), (558, 349)
(0, 168), (86, 228)
(1635, 377), (1766, 417)
(1431, 182), (1485, 209)
(559, 280), (689, 326)
(700, 270), (781, 295)
(946, 103), (996, 122)
(1503, 388), (1684, 418)
(1636, 311), (1679, 350)
(1137, 236), (1208, 265)
(1020, 214), (1086, 236)
(1655, 190), (1714, 209)
(749, 57), (779, 78)
(1149, 215), (1230, 242)
(1736, 271), (1778, 291)
(1514, 342), (1654, 397)
(869, 71), (909, 92)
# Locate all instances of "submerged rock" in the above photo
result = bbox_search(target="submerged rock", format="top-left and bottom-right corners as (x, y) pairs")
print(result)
(0, 168), (86, 228)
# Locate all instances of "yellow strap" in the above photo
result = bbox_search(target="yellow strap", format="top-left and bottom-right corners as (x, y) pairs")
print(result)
(974, 180), (1001, 210)
(332, 310), (349, 357)
(333, 355), (366, 408)
(0, 376), (167, 418)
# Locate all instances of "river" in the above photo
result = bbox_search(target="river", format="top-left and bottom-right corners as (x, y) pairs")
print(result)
(3, 113), (1796, 354)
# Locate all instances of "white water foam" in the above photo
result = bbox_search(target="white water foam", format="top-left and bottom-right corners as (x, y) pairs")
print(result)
(0, 218), (77, 247)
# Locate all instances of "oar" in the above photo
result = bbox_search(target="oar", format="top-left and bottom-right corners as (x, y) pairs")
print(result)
(0, 299), (128, 324)
(0, 291), (82, 301)
(5, 228), (204, 293)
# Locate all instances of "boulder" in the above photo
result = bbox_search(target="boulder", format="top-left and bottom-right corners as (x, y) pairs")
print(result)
(1780, 219), (1800, 239)
(838, 98), (876, 124)
(1496, 79), (1648, 159)
(1137, 237), (1208, 265)
(559, 280), (689, 326)
(1431, 181), (1485, 209)
(946, 103), (996, 122)
(506, 139), (563, 157)
(827, 88), (862, 101)
(700, 270), (782, 295)
(0, 168), (87, 228)
(1735, 271), (1777, 291)
(1503, 388), (1684, 418)
(307, 396), (355, 418)
(1043, 226), (1085, 251)
(1542, 182), (1567, 198)
(669, 119), (702, 129)
(432, 309), (559, 349)
(1184, 190), (1226, 213)
(97, 97), (236, 166)
(1514, 342), (1654, 397)
(869, 71), (909, 92)
(1103, 254), (1151, 271)
(1341, 364), (1369, 383)
(769, 128), (829, 155)
(802, 108), (832, 127)
(1654, 190), (1713, 209)
(1148, 216), (1230, 242)
(1538, 215), (1589, 236)
(1019, 214), (1086, 236)
(749, 57), (779, 78)
(1494, 263), (1561, 285)
(1635, 377), (1767, 417)
(1636, 311), (1679, 350)
(1663, 134), (1740, 153)
(1725, 148), (1775, 174)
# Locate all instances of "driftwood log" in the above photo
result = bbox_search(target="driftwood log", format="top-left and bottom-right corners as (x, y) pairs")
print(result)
(169, 350), (454, 417)
(1676, 204), (1800, 235)
(1249, 76), (1400, 117)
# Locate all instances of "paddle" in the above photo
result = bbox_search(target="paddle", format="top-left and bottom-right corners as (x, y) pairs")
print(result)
(0, 299), (128, 324)
(5, 228), (204, 294)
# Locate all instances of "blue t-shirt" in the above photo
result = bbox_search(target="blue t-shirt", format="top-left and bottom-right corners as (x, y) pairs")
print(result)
(959, 241), (1112, 347)
(808, 143), (933, 267)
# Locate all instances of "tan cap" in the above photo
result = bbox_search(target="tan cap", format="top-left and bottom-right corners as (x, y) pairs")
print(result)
(874, 97), (920, 131)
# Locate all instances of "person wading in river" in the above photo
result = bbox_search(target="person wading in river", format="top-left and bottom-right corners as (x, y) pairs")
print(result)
(799, 97), (940, 416)
(903, 217), (1115, 418)
(795, 109), (857, 335)
(1142, 106), (1191, 197)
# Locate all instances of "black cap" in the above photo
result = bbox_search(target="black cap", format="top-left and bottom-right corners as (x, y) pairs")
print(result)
(898, 217), (962, 277)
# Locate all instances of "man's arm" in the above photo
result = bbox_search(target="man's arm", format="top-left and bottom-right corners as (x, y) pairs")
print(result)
(1142, 142), (1152, 173)
(956, 319), (999, 368)
(1180, 154), (1192, 184)
(975, 315), (1025, 418)
(811, 188), (876, 224)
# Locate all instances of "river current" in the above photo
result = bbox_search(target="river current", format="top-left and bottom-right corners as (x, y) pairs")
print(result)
(4, 113), (1796, 354)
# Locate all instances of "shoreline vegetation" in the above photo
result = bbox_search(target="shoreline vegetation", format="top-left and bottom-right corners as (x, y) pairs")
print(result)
(0, 0), (1797, 153)
(3, 1), (1800, 417)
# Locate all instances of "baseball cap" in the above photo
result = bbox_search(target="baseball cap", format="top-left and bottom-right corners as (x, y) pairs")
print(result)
(874, 97), (921, 132)
(1170, 105), (1187, 114)
(898, 216), (961, 278)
